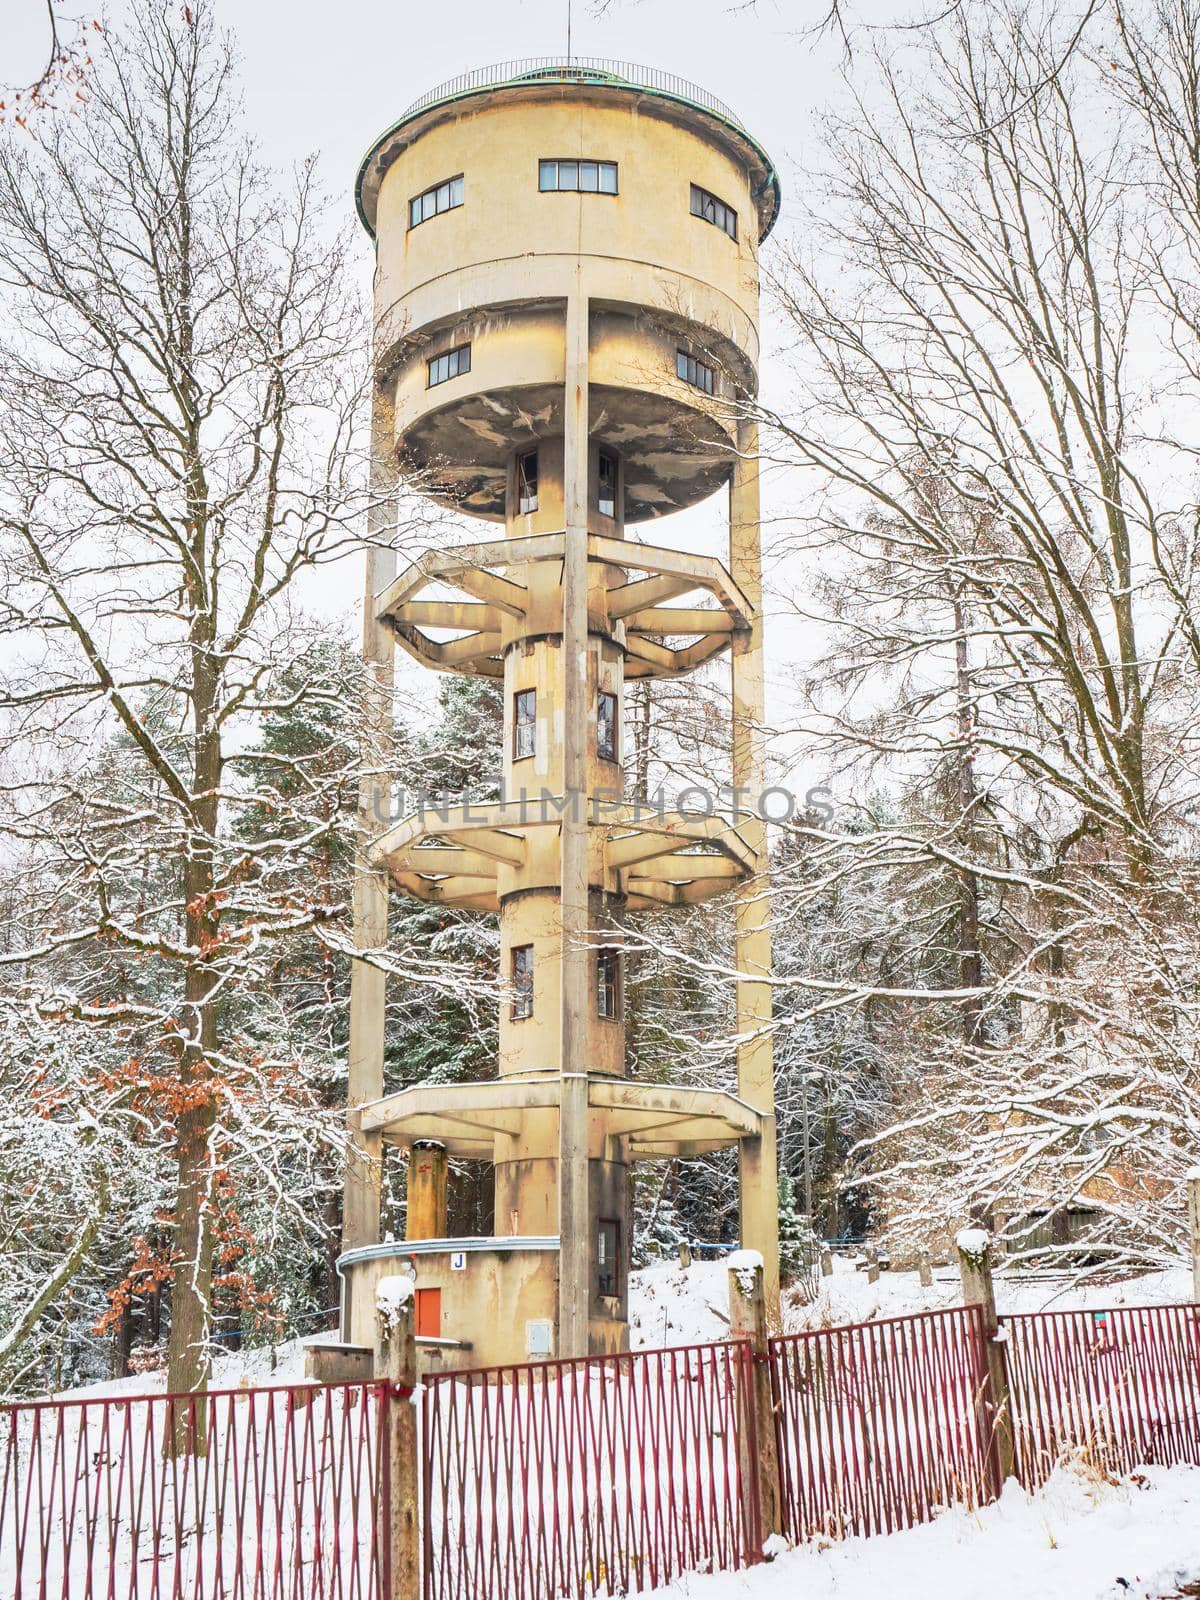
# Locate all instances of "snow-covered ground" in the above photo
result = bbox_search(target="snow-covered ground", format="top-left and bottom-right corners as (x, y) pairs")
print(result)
(645, 1461), (1200, 1600)
(627, 1253), (1194, 1348)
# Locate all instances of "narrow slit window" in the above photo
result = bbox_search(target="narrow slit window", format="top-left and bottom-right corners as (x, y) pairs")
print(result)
(427, 343), (471, 388)
(409, 174), (464, 229)
(597, 1218), (621, 1296)
(689, 183), (737, 241)
(539, 159), (618, 194)
(597, 947), (621, 1020)
(518, 450), (539, 515)
(597, 690), (617, 762)
(598, 450), (617, 518)
(676, 349), (715, 395)
(511, 944), (534, 1021)
(513, 688), (536, 760)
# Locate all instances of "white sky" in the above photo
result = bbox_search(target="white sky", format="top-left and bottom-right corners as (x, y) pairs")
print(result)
(4, 0), (903, 781)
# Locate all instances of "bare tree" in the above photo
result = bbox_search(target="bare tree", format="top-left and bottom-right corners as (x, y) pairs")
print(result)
(755, 0), (1200, 1265)
(0, 0), (379, 1425)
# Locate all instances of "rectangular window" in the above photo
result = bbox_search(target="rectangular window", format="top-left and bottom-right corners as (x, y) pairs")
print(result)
(539, 159), (619, 194)
(513, 688), (536, 760)
(597, 947), (621, 1020)
(597, 690), (617, 762)
(409, 174), (464, 229)
(518, 450), (539, 515)
(511, 944), (534, 1020)
(690, 182), (737, 241)
(598, 450), (617, 518)
(427, 343), (471, 388)
(597, 1218), (621, 1297)
(676, 349), (715, 395)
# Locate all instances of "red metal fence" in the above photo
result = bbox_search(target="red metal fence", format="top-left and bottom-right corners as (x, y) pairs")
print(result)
(5, 1301), (1200, 1600)
(766, 1305), (996, 1542)
(1002, 1303), (1200, 1487)
(420, 1340), (760, 1600)
(0, 1381), (383, 1599)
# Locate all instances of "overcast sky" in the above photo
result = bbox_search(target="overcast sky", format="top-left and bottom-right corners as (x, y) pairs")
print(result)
(4, 0), (900, 758)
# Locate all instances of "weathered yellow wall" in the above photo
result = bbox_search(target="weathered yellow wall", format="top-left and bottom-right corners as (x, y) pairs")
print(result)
(373, 94), (760, 351)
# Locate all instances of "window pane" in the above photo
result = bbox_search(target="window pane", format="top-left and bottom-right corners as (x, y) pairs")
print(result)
(580, 161), (598, 192)
(676, 351), (688, 382)
(539, 160), (557, 191)
(514, 689), (536, 758)
(450, 175), (464, 206)
(409, 198), (421, 228)
(600, 163), (618, 194)
(421, 190), (435, 222)
(559, 160), (577, 190)
(519, 450), (538, 514)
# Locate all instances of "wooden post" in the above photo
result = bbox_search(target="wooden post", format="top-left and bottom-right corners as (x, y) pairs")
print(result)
(918, 1253), (933, 1289)
(727, 1254), (782, 1545)
(865, 1248), (880, 1284)
(819, 1246), (833, 1278)
(375, 1278), (420, 1600)
(1188, 1172), (1200, 1305)
(956, 1228), (1016, 1488)
(678, 1240), (693, 1270)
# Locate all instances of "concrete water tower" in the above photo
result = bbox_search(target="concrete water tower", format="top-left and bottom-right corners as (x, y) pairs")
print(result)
(336, 59), (781, 1369)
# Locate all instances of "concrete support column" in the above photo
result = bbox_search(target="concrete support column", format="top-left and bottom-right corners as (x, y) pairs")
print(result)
(344, 392), (397, 1252)
(405, 1141), (448, 1240)
(729, 414), (780, 1324)
(558, 286), (593, 1358)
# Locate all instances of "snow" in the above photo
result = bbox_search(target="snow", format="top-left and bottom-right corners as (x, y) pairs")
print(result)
(955, 1226), (992, 1257)
(640, 1462), (1200, 1600)
(725, 1249), (764, 1271)
(376, 1273), (415, 1325)
(627, 1253), (1196, 1348)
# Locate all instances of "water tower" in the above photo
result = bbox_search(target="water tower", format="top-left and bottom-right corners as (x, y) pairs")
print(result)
(336, 59), (780, 1368)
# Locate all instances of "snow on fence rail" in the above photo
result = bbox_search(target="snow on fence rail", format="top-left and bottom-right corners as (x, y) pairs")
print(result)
(420, 1339), (760, 1600)
(767, 1305), (996, 1543)
(0, 1381), (384, 1598)
(1002, 1303), (1200, 1488)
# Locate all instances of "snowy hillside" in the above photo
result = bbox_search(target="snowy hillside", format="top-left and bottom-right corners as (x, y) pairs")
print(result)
(628, 1253), (1194, 1349)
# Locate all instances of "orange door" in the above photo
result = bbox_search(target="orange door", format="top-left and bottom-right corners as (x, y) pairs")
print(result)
(415, 1287), (442, 1338)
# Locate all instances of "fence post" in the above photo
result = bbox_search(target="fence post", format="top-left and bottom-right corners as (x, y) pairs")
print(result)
(955, 1228), (1016, 1490)
(679, 1239), (693, 1270)
(1189, 1172), (1200, 1304)
(918, 1253), (933, 1289)
(727, 1254), (782, 1548)
(376, 1277), (420, 1600)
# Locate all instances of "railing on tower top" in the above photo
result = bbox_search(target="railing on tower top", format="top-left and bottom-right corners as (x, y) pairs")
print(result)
(398, 59), (746, 131)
